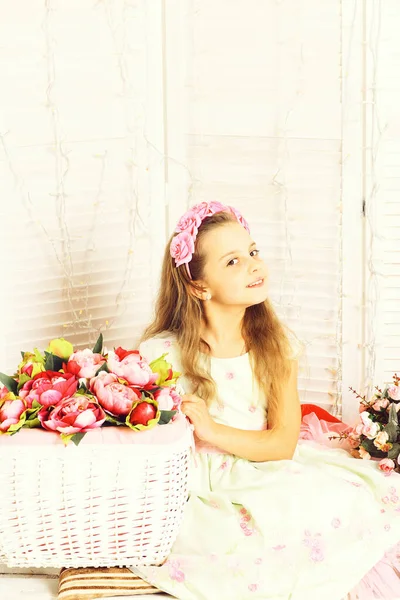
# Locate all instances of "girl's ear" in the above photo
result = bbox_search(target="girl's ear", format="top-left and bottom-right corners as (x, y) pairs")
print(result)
(189, 282), (210, 302)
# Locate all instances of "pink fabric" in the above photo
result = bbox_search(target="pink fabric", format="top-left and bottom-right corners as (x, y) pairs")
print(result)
(299, 411), (353, 450)
(0, 413), (190, 446)
(301, 412), (400, 599)
(348, 540), (400, 599)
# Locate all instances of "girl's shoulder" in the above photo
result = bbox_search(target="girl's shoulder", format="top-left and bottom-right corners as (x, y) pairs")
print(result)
(138, 331), (179, 364)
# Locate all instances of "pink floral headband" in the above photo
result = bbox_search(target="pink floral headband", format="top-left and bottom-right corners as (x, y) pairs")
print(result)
(170, 201), (250, 279)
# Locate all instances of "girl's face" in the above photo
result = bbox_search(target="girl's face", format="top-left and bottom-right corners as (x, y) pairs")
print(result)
(199, 222), (268, 308)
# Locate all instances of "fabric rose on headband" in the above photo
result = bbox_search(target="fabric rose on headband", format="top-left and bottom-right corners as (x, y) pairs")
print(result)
(170, 230), (195, 268)
(175, 210), (202, 234)
(228, 206), (250, 233)
(170, 201), (250, 278)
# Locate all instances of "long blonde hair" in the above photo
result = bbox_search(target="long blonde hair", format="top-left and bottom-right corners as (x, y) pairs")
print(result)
(141, 211), (294, 418)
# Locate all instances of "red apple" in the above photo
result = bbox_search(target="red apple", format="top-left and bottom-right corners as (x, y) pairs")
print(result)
(129, 401), (157, 426)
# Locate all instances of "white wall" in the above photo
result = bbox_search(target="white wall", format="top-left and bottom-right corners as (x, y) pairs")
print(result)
(0, 0), (397, 430)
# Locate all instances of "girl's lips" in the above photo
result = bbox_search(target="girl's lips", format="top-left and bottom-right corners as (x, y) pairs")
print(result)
(247, 278), (265, 288)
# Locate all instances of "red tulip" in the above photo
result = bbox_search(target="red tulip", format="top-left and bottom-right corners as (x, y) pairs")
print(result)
(129, 401), (157, 426)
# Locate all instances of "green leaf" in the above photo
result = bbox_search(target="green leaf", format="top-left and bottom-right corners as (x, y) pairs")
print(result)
(388, 443), (400, 460)
(149, 354), (181, 387)
(17, 373), (32, 391)
(20, 351), (25, 360)
(361, 438), (386, 458)
(158, 410), (177, 425)
(383, 404), (400, 442)
(23, 417), (40, 429)
(105, 412), (125, 425)
(0, 373), (18, 394)
(34, 348), (45, 363)
(93, 333), (103, 354)
(44, 353), (63, 372)
(95, 361), (109, 375)
(60, 433), (74, 445)
(71, 432), (86, 446)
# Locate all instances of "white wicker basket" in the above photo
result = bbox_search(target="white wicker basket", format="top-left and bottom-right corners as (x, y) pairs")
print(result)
(0, 416), (192, 568)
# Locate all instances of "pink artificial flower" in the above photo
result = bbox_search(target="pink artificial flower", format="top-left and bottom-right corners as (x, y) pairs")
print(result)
(387, 385), (400, 401)
(0, 397), (26, 432)
(65, 349), (106, 379)
(107, 348), (158, 388)
(359, 411), (380, 439)
(169, 231), (195, 268)
(347, 432), (361, 449)
(19, 371), (78, 409)
(90, 371), (141, 417)
(39, 394), (106, 435)
(167, 560), (185, 583)
(191, 202), (214, 220)
(228, 206), (250, 232)
(207, 201), (228, 215)
(175, 210), (202, 234)
(153, 387), (181, 411)
(374, 431), (390, 450)
(359, 446), (371, 460)
(373, 398), (390, 411)
(379, 458), (395, 474)
(359, 403), (369, 413)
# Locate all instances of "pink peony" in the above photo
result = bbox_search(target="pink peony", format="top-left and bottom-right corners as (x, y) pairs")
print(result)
(19, 371), (78, 408)
(39, 394), (106, 435)
(379, 458), (395, 474)
(387, 385), (400, 401)
(0, 396), (26, 433)
(107, 348), (158, 388)
(66, 349), (106, 379)
(17, 352), (45, 379)
(90, 371), (141, 417)
(153, 387), (181, 412)
(169, 231), (195, 268)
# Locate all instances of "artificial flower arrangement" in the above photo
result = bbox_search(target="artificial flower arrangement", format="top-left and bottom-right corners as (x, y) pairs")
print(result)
(0, 335), (182, 445)
(336, 374), (400, 474)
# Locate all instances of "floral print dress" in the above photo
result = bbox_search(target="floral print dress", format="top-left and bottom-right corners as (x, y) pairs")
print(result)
(129, 333), (400, 600)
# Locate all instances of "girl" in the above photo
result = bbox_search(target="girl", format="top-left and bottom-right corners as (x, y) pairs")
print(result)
(129, 202), (400, 600)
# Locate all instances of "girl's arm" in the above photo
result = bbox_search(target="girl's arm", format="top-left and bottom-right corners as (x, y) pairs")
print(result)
(181, 360), (301, 462)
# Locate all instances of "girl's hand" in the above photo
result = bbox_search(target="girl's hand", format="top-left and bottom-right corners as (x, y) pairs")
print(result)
(180, 394), (216, 442)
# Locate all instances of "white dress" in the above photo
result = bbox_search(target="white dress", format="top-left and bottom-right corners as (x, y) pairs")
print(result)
(129, 332), (400, 600)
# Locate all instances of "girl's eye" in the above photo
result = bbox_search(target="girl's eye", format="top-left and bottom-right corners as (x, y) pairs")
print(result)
(227, 249), (260, 266)
(227, 258), (239, 266)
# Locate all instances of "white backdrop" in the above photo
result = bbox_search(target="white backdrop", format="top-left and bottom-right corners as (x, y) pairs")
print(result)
(0, 0), (397, 439)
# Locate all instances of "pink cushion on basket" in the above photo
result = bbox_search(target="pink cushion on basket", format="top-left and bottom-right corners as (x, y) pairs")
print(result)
(0, 413), (190, 446)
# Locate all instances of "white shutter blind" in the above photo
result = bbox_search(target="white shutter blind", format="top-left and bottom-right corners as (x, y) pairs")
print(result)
(364, 1), (400, 390)
(165, 0), (347, 413)
(0, 1), (166, 374)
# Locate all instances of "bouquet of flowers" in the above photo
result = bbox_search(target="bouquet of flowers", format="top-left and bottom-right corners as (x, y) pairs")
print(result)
(340, 374), (400, 474)
(0, 334), (182, 445)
